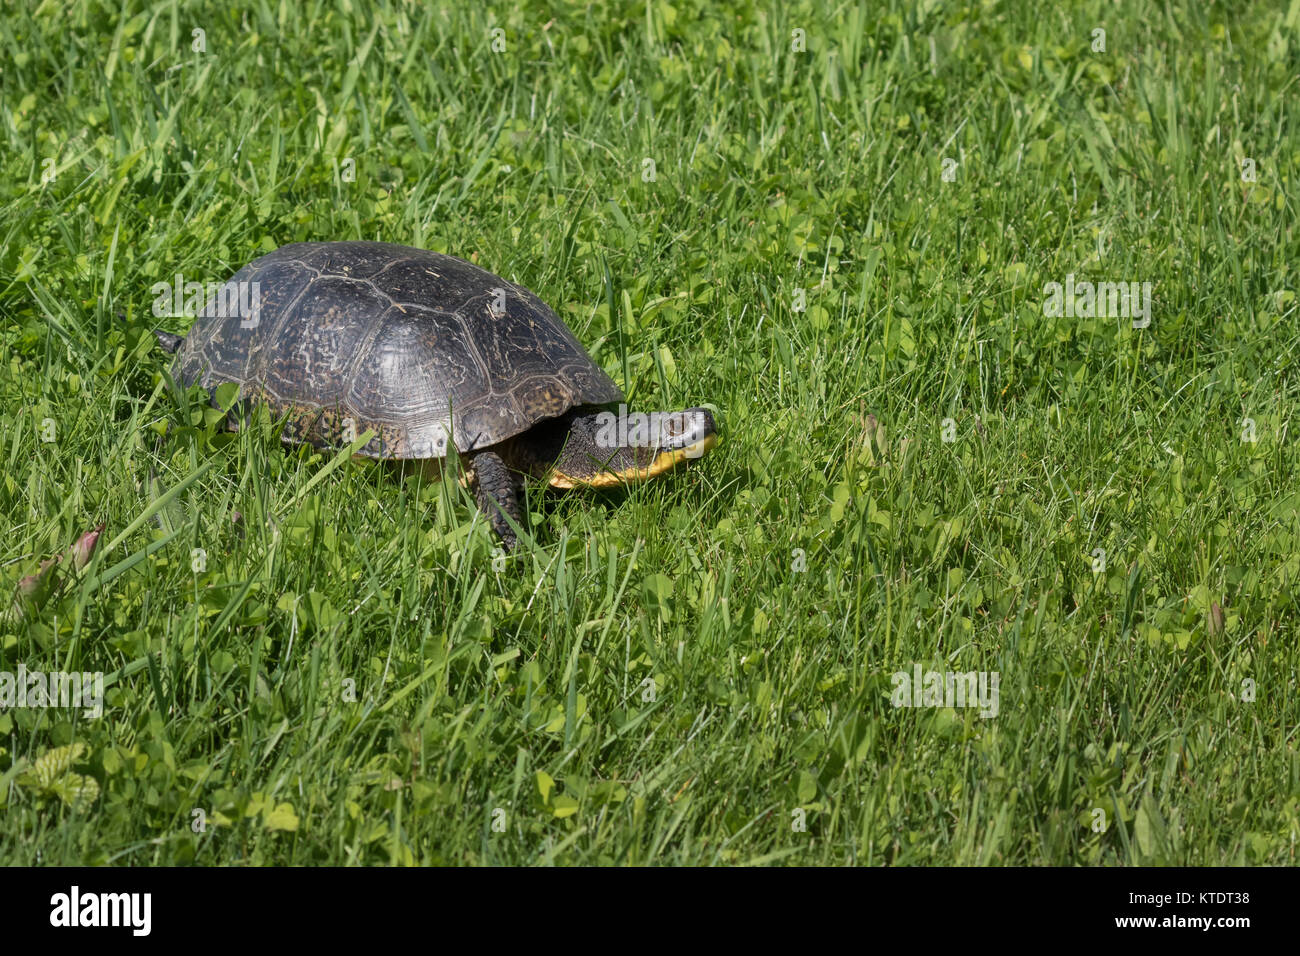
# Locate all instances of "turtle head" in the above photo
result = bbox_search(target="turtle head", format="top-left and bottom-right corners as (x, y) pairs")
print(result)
(543, 405), (718, 489)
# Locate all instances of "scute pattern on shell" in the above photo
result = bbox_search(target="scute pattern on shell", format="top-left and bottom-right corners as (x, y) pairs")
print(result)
(171, 241), (623, 458)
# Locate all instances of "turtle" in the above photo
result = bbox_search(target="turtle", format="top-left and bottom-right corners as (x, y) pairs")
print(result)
(152, 241), (717, 551)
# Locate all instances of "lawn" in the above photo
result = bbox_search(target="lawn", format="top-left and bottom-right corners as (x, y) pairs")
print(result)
(1, 0), (1298, 865)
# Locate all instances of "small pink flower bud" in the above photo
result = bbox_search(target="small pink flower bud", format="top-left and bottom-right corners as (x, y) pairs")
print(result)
(67, 523), (106, 572)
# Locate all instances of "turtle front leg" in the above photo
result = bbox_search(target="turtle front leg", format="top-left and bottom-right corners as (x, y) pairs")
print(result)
(465, 449), (525, 552)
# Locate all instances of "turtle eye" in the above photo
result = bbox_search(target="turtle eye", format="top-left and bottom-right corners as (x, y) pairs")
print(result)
(661, 413), (692, 440)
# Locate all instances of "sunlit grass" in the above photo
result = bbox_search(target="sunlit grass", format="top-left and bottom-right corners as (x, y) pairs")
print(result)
(1, 0), (1297, 864)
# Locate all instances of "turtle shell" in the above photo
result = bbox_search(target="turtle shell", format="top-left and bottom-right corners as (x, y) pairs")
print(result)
(170, 241), (623, 459)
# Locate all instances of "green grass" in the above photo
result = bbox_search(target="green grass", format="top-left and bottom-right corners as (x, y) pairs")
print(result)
(2, 0), (1299, 865)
